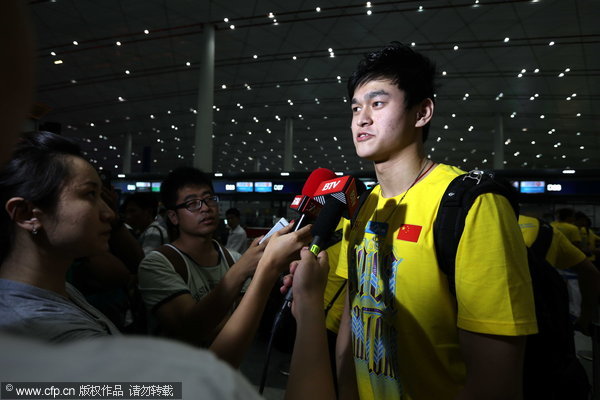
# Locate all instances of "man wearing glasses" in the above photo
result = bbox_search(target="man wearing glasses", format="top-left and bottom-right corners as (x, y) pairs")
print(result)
(138, 167), (309, 357)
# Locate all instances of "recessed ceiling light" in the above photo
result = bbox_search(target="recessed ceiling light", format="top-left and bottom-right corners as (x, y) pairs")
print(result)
(504, 37), (510, 43)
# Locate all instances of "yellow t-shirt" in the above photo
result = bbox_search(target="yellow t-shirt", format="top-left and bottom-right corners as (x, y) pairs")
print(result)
(550, 221), (582, 245)
(336, 164), (537, 400)
(519, 215), (586, 269)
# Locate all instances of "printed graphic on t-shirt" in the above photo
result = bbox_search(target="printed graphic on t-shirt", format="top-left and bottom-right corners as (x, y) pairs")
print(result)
(350, 233), (404, 397)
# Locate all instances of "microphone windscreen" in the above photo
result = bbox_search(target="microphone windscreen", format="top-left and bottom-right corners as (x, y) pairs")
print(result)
(311, 198), (346, 243)
(301, 168), (336, 196)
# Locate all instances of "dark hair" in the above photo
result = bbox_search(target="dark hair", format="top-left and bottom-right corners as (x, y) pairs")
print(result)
(347, 41), (437, 141)
(0, 131), (83, 262)
(225, 208), (241, 218)
(556, 208), (575, 221)
(123, 192), (159, 216)
(160, 166), (214, 210)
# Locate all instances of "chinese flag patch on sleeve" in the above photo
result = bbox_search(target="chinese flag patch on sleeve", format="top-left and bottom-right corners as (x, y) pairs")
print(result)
(397, 224), (422, 242)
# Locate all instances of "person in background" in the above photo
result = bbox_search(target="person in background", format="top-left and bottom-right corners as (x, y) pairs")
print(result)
(519, 214), (600, 334)
(123, 192), (169, 255)
(0, 131), (121, 342)
(574, 211), (600, 267)
(552, 208), (582, 249)
(225, 207), (248, 253)
(138, 166), (312, 366)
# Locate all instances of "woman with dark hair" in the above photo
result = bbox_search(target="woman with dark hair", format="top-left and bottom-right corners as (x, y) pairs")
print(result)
(0, 131), (121, 342)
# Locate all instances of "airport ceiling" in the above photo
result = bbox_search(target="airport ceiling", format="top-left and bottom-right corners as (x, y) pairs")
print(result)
(30, 0), (599, 177)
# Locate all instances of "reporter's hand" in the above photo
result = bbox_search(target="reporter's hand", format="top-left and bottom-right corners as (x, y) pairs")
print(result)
(258, 223), (312, 275)
(282, 248), (329, 318)
(233, 236), (267, 278)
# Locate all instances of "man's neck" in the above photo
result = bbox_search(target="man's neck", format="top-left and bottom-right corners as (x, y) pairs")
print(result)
(173, 233), (217, 262)
(373, 144), (428, 198)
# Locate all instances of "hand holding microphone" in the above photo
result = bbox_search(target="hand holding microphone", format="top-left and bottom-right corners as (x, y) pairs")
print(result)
(281, 248), (330, 319)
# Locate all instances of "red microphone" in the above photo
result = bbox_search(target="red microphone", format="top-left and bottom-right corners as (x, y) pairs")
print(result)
(289, 168), (336, 230)
(312, 175), (359, 219)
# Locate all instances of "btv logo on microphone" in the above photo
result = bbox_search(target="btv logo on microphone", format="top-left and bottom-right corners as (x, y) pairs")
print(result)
(322, 180), (341, 191)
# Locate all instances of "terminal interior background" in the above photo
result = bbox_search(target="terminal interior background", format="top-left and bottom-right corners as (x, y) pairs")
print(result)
(28, 0), (600, 229)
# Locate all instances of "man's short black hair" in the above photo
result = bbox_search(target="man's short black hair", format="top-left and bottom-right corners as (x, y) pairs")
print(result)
(556, 208), (575, 221)
(160, 166), (214, 210)
(225, 208), (241, 218)
(347, 41), (437, 141)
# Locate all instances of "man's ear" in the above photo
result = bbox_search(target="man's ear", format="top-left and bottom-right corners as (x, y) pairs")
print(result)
(5, 197), (42, 233)
(167, 209), (179, 226)
(415, 98), (434, 128)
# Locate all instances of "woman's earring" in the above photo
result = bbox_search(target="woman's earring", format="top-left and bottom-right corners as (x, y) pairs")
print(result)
(32, 227), (38, 235)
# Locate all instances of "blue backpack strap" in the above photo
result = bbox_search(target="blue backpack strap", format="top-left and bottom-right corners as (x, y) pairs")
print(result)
(433, 170), (519, 296)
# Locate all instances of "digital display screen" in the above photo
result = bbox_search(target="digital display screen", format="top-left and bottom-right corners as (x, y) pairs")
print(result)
(520, 181), (545, 194)
(151, 182), (161, 192)
(255, 182), (273, 193)
(236, 182), (254, 192)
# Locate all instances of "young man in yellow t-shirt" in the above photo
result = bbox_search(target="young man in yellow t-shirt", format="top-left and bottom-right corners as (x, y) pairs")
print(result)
(283, 42), (537, 400)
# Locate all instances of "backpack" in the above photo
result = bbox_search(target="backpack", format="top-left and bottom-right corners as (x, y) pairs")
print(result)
(354, 169), (590, 399)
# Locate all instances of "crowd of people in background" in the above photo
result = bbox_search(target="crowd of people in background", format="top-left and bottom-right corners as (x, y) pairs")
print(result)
(0, 3), (599, 399)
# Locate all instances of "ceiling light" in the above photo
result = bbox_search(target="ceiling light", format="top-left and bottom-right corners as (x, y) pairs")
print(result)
(562, 169), (575, 174)
(453, 45), (459, 50)
(366, 2), (372, 7)
(50, 51), (56, 56)
(558, 72), (564, 77)
(504, 37), (510, 43)
(442, 71), (447, 76)
(316, 7), (321, 12)
(73, 41), (78, 45)
(116, 41), (121, 46)
(367, 10), (372, 15)
(186, 62), (191, 66)
(229, 25), (235, 29)
(534, 68), (540, 73)
(549, 41), (555, 46)
(144, 29), (149, 34)
(53, 60), (63, 65)
(540, 115), (545, 119)
(224, 18), (229, 22)
(125, 70), (130, 74)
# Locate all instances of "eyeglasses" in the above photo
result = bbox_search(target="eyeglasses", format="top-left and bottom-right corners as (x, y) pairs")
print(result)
(174, 195), (219, 211)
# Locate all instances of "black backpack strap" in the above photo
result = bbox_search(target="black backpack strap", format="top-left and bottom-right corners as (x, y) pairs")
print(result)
(155, 244), (188, 284)
(434, 170), (519, 296)
(530, 219), (553, 259)
(324, 280), (347, 316)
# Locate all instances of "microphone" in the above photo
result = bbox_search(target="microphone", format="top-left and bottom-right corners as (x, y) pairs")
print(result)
(312, 175), (360, 221)
(289, 168), (336, 231)
(282, 175), (359, 307)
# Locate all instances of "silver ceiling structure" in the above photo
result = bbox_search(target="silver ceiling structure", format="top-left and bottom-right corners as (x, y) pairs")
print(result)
(30, 0), (599, 176)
